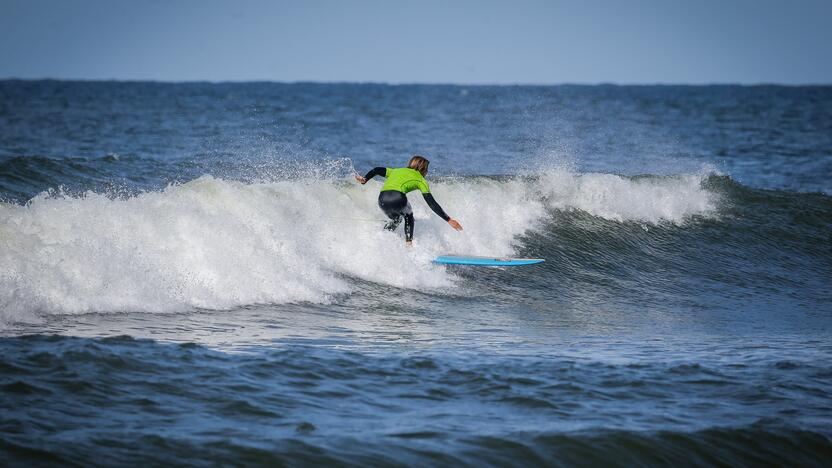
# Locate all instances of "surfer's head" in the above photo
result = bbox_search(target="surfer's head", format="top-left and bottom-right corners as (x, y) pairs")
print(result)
(408, 155), (430, 176)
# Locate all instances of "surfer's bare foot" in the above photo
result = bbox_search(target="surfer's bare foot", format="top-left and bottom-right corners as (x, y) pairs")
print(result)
(405, 240), (413, 248)
(448, 219), (463, 231)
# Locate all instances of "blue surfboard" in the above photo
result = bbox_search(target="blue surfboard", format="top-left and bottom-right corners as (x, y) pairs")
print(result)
(433, 255), (545, 266)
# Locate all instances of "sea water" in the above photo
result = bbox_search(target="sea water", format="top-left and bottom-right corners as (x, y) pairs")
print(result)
(1, 82), (831, 465)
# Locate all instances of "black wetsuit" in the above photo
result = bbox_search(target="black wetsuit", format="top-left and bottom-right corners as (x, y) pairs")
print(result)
(363, 167), (450, 242)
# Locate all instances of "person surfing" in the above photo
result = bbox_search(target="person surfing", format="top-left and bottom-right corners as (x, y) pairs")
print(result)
(355, 155), (463, 246)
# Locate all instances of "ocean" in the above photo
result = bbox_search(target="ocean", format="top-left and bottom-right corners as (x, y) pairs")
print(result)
(1, 81), (831, 465)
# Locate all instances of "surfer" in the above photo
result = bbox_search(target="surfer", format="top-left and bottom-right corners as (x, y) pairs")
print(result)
(355, 155), (463, 246)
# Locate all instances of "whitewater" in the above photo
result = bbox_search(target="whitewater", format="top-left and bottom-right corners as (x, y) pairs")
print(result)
(1, 168), (717, 322)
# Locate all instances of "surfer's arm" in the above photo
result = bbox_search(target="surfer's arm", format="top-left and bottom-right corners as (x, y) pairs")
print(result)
(363, 167), (386, 181)
(355, 167), (386, 185)
(422, 193), (451, 221)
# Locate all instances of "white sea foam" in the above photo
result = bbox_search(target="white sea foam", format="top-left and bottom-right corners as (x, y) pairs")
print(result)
(534, 168), (718, 223)
(0, 170), (717, 323)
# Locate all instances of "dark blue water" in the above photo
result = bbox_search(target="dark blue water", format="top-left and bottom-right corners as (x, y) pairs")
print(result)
(1, 81), (831, 465)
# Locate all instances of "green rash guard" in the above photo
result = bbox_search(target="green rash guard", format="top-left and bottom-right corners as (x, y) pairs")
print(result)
(362, 166), (451, 221)
(380, 167), (431, 194)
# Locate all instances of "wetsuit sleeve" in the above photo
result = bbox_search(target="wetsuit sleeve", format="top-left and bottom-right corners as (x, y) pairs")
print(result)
(363, 167), (387, 181)
(423, 193), (451, 221)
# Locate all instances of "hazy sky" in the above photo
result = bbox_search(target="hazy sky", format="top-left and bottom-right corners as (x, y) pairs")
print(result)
(1, 0), (830, 84)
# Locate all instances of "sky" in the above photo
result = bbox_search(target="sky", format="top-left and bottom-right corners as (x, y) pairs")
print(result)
(1, 0), (830, 85)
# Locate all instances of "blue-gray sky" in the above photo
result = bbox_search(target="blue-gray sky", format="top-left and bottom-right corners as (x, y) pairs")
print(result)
(1, 0), (830, 84)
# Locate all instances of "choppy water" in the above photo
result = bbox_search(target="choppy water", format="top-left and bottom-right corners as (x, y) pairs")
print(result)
(1, 81), (831, 465)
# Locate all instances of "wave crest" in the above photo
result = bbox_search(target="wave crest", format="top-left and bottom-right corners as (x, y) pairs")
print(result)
(0, 170), (718, 322)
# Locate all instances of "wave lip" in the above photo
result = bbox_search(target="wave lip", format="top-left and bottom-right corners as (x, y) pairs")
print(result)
(536, 168), (719, 224)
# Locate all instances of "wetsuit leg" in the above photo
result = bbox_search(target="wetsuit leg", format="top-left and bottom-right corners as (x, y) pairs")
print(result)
(404, 212), (414, 241)
(378, 191), (413, 240)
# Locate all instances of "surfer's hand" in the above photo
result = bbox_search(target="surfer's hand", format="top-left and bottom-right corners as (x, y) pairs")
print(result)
(354, 175), (367, 184)
(448, 219), (463, 231)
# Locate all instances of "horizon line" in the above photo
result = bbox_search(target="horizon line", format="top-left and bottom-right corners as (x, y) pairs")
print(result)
(2, 77), (831, 88)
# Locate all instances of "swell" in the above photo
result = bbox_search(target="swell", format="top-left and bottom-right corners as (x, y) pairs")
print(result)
(3, 428), (829, 466)
(1, 335), (831, 466)
(525, 175), (832, 305)
(469, 428), (832, 467)
(0, 154), (198, 203)
(0, 155), (111, 203)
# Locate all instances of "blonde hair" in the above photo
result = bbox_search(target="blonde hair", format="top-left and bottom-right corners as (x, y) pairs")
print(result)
(407, 155), (430, 176)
